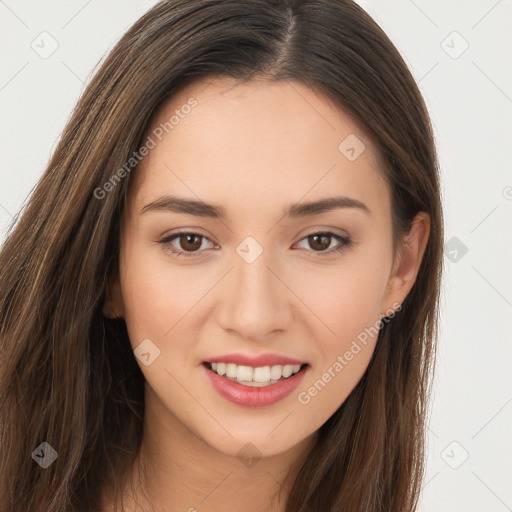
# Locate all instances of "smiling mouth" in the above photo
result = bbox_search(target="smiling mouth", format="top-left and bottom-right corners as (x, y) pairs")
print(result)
(203, 361), (308, 387)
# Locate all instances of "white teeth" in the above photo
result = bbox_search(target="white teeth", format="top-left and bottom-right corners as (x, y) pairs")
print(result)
(253, 366), (271, 383)
(270, 365), (282, 380)
(208, 361), (303, 386)
(282, 365), (293, 378)
(226, 363), (237, 378)
(236, 365), (253, 382)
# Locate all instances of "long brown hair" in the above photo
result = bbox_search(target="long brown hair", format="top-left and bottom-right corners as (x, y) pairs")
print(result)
(0, 1), (443, 510)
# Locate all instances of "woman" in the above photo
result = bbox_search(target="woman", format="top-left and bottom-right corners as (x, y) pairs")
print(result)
(0, 1), (443, 511)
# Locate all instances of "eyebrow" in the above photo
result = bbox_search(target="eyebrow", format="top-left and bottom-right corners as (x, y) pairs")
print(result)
(140, 194), (371, 218)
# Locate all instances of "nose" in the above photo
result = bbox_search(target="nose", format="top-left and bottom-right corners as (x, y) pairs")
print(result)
(216, 247), (293, 341)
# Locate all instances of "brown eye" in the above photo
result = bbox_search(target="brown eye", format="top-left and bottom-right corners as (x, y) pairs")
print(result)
(159, 232), (215, 258)
(295, 231), (352, 256)
(307, 234), (332, 251)
(177, 234), (203, 252)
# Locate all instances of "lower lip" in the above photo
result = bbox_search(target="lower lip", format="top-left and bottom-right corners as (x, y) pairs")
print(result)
(202, 364), (308, 408)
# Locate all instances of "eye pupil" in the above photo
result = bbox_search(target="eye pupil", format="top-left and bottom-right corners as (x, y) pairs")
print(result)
(180, 234), (202, 251)
(309, 234), (330, 251)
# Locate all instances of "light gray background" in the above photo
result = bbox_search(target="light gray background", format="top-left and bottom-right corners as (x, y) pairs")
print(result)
(1, 1), (511, 510)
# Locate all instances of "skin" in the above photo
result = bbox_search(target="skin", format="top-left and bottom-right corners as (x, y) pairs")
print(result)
(101, 76), (430, 512)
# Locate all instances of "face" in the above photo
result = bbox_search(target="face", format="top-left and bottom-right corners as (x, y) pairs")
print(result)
(107, 77), (425, 459)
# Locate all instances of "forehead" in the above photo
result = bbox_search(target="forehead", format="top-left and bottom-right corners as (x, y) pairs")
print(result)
(127, 76), (390, 220)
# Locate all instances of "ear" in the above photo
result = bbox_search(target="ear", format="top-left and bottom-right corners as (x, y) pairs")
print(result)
(102, 278), (125, 319)
(380, 212), (430, 315)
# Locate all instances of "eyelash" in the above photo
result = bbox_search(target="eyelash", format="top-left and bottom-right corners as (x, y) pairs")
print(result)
(157, 230), (352, 259)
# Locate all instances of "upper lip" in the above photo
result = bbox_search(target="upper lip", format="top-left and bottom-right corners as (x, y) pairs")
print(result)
(204, 353), (307, 367)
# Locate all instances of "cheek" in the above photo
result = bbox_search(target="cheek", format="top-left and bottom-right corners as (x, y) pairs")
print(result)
(293, 250), (391, 343)
(120, 243), (218, 356)
(290, 249), (391, 414)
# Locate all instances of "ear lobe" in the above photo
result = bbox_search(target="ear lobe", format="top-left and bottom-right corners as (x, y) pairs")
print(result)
(382, 212), (430, 313)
